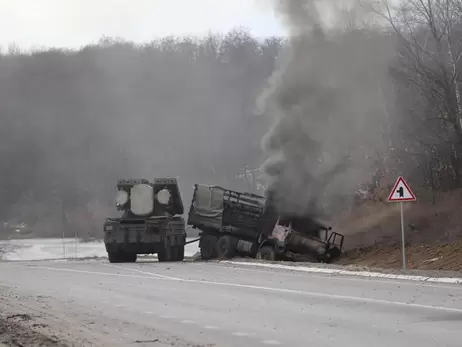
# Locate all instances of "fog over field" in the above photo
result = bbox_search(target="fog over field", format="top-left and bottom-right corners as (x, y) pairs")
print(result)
(2, 0), (462, 246)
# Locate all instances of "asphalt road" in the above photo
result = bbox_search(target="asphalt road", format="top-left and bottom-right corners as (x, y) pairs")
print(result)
(1, 260), (462, 347)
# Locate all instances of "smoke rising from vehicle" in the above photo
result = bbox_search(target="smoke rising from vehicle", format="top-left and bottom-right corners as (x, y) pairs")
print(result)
(259, 0), (396, 219)
(0, 32), (280, 239)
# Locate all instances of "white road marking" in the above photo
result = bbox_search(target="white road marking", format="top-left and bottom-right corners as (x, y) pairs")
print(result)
(262, 340), (281, 345)
(109, 264), (178, 280)
(180, 320), (196, 324)
(232, 332), (254, 337)
(200, 263), (462, 290)
(145, 311), (154, 315)
(204, 325), (219, 330)
(112, 265), (462, 314)
(17, 265), (169, 281)
(24, 265), (462, 314)
(13, 260), (460, 289)
(219, 261), (462, 285)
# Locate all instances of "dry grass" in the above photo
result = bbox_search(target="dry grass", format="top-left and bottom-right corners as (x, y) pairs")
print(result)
(334, 189), (462, 270)
(338, 240), (462, 271)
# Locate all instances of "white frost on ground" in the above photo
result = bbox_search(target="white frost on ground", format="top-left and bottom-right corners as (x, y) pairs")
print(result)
(220, 261), (462, 284)
(0, 238), (200, 261)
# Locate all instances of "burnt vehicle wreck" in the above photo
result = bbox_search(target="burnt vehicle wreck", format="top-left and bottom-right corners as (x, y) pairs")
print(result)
(187, 184), (344, 263)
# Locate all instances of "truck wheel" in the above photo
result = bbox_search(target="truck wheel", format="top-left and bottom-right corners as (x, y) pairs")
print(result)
(169, 246), (184, 261)
(318, 251), (333, 264)
(126, 253), (137, 263)
(256, 246), (276, 261)
(327, 247), (341, 261)
(215, 235), (237, 259)
(108, 252), (119, 263)
(108, 251), (126, 263)
(170, 247), (178, 261)
(175, 246), (185, 261)
(199, 235), (217, 260)
(158, 246), (172, 262)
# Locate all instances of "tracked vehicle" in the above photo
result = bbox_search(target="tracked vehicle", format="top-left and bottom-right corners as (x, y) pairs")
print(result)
(103, 178), (186, 263)
(187, 184), (344, 263)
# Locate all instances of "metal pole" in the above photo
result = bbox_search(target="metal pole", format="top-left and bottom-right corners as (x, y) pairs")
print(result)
(61, 203), (66, 259)
(400, 202), (406, 271)
(74, 230), (78, 259)
(62, 230), (66, 259)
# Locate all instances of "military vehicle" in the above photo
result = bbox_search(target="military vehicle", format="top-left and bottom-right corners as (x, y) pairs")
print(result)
(187, 184), (344, 263)
(103, 178), (186, 263)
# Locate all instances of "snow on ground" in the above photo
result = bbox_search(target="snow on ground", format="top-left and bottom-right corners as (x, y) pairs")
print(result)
(0, 238), (200, 261)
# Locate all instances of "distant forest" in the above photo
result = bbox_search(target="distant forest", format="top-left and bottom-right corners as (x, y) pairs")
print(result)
(0, 30), (281, 238)
(2, 0), (462, 239)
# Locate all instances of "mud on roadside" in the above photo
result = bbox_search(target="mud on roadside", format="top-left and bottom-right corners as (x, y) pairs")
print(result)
(0, 313), (69, 347)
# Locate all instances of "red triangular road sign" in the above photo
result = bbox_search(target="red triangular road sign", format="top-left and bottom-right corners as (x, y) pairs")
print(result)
(388, 176), (416, 202)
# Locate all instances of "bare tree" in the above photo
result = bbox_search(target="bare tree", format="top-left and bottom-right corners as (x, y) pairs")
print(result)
(0, 30), (281, 238)
(375, 0), (462, 186)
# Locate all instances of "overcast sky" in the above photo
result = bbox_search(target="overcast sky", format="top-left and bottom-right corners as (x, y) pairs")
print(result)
(0, 0), (286, 50)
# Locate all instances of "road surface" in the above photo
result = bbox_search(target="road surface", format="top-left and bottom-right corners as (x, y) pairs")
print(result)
(0, 260), (461, 346)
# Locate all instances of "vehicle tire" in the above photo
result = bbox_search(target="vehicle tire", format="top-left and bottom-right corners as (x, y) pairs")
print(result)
(108, 251), (128, 263)
(318, 251), (333, 264)
(126, 253), (137, 263)
(215, 235), (237, 259)
(256, 246), (276, 261)
(175, 246), (185, 261)
(158, 245), (172, 262)
(108, 252), (119, 263)
(327, 247), (341, 261)
(169, 246), (184, 262)
(199, 234), (217, 260)
(170, 247), (178, 261)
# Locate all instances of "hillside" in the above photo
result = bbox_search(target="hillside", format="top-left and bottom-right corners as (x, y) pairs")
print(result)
(333, 189), (462, 270)
(3, 0), (462, 274)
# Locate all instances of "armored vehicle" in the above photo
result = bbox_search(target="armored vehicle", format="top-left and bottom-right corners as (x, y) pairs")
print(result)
(103, 178), (186, 263)
(187, 184), (344, 263)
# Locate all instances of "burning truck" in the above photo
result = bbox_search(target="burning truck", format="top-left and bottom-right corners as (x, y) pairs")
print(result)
(187, 183), (344, 263)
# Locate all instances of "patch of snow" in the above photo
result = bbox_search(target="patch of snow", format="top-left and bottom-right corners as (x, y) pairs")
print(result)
(0, 238), (199, 261)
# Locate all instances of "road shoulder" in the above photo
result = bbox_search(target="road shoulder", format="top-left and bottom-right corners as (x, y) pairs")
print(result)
(218, 259), (462, 284)
(0, 288), (94, 347)
(0, 313), (68, 347)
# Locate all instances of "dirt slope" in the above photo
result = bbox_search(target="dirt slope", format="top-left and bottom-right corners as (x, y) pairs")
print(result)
(333, 190), (462, 271)
(338, 240), (462, 271)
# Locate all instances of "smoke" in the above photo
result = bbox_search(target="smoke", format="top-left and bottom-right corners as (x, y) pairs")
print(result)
(0, 31), (278, 237)
(259, 0), (396, 219)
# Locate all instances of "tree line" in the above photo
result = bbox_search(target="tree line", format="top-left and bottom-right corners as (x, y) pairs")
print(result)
(1, 0), (461, 238)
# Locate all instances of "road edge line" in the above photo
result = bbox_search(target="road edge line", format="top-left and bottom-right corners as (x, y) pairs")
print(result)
(218, 261), (462, 284)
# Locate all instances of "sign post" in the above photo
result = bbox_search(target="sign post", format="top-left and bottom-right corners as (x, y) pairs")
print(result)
(62, 230), (66, 259)
(74, 229), (78, 260)
(387, 176), (416, 271)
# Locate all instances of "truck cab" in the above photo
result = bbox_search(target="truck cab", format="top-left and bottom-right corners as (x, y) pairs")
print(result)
(256, 217), (344, 263)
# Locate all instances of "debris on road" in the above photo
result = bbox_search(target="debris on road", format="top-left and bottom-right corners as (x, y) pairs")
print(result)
(0, 314), (69, 347)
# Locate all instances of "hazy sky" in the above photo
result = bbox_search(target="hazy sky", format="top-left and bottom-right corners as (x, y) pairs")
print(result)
(0, 0), (285, 50)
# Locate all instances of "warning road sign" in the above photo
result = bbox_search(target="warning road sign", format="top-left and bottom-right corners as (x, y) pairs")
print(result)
(387, 176), (416, 271)
(388, 176), (416, 202)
